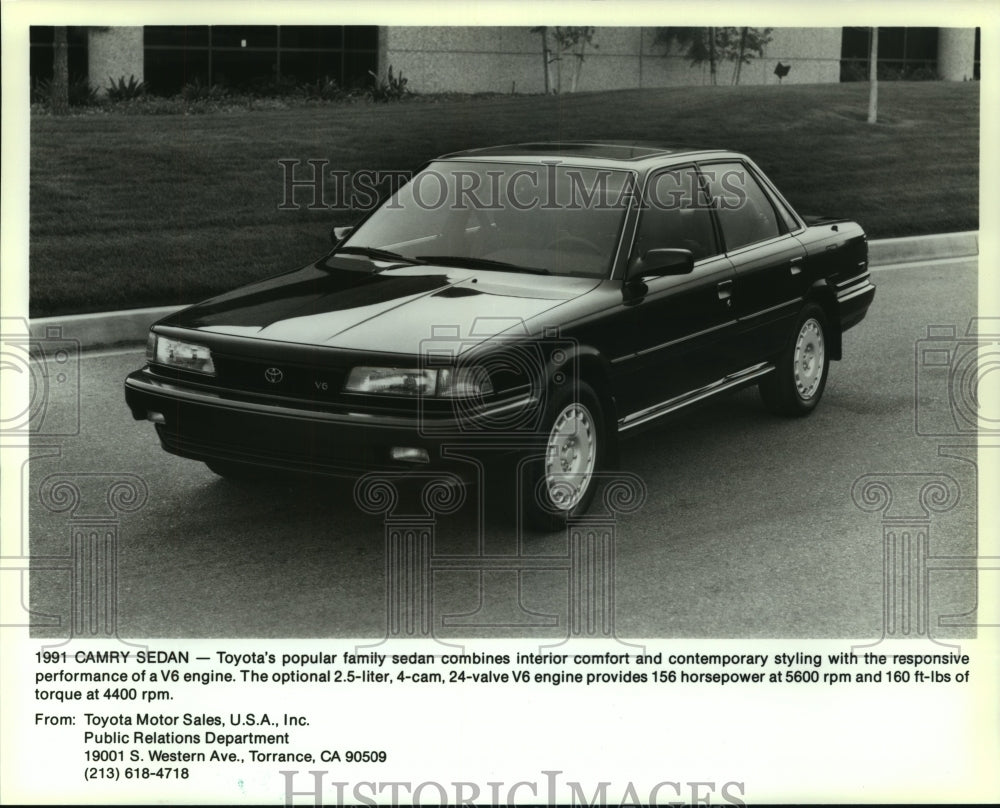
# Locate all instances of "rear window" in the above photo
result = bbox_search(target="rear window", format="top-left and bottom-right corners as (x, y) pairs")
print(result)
(702, 162), (785, 251)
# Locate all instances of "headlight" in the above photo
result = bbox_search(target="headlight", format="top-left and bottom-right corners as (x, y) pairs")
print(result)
(151, 335), (216, 376)
(344, 366), (493, 397)
(437, 366), (493, 398)
(344, 367), (438, 396)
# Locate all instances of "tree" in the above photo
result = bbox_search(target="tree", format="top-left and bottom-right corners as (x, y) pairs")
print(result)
(655, 27), (714, 83)
(531, 26), (551, 94)
(556, 27), (596, 93)
(867, 27), (879, 124)
(51, 26), (70, 114)
(724, 27), (773, 85)
(655, 27), (773, 85)
(708, 27), (717, 85)
(731, 27), (748, 85)
(530, 26), (597, 93)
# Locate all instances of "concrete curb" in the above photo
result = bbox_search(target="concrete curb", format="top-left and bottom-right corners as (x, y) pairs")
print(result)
(867, 230), (978, 267)
(30, 305), (184, 352)
(30, 231), (979, 352)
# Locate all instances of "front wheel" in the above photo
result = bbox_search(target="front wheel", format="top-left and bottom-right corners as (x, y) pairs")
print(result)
(519, 382), (605, 532)
(759, 303), (830, 417)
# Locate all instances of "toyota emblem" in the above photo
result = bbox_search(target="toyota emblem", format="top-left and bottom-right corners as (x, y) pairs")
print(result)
(264, 367), (284, 384)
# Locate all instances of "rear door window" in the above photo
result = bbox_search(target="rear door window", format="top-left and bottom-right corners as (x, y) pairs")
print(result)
(701, 162), (785, 251)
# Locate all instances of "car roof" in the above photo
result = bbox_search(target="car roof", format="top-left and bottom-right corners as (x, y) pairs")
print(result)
(438, 141), (740, 169)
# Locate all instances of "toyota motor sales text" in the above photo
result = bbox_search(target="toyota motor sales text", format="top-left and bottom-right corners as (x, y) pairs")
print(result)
(83, 712), (279, 727)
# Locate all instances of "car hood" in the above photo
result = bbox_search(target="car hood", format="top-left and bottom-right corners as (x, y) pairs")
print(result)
(159, 259), (601, 353)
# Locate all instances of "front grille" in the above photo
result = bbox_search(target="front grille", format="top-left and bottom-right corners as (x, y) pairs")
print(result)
(212, 353), (348, 403)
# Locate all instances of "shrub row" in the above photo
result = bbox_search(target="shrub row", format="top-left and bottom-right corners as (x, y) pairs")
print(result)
(31, 67), (412, 114)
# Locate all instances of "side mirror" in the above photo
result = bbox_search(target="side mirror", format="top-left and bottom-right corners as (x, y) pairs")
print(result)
(331, 225), (354, 245)
(626, 248), (694, 282)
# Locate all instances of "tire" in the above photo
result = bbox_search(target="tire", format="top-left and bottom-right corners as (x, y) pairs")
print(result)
(759, 302), (830, 417)
(205, 459), (269, 481)
(519, 381), (605, 532)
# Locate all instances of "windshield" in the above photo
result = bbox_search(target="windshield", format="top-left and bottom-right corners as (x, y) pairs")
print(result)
(342, 161), (634, 278)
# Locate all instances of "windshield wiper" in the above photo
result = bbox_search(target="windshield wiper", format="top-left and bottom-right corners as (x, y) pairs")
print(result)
(332, 246), (424, 265)
(416, 255), (550, 275)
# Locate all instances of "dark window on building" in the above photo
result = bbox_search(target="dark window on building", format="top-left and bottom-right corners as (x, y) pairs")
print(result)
(840, 27), (939, 81)
(877, 28), (905, 60)
(211, 26), (278, 49)
(143, 25), (378, 95)
(144, 26), (209, 48)
(279, 26), (344, 49)
(211, 49), (278, 90)
(902, 28), (938, 61)
(30, 26), (89, 85)
(281, 51), (343, 84)
(144, 44), (211, 92)
(840, 27), (869, 61)
(974, 28), (980, 79)
(344, 27), (379, 51)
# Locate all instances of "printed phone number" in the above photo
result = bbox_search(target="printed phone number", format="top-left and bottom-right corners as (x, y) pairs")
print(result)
(84, 767), (189, 781)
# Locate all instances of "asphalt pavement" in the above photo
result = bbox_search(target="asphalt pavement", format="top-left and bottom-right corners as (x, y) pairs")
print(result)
(26, 259), (979, 639)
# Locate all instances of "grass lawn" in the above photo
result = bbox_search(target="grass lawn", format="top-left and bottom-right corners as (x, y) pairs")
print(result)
(29, 81), (978, 317)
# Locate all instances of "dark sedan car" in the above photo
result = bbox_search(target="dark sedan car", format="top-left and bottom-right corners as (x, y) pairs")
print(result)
(125, 142), (875, 528)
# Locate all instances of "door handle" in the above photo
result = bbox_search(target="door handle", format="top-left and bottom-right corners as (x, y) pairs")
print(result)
(789, 256), (804, 275)
(716, 280), (733, 306)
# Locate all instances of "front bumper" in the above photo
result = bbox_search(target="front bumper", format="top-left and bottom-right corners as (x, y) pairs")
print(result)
(125, 369), (540, 480)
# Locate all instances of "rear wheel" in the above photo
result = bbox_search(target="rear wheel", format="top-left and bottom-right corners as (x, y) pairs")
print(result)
(759, 303), (830, 416)
(519, 381), (605, 532)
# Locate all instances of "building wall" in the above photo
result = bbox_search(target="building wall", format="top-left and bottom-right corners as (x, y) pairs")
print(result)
(82, 25), (976, 97)
(937, 28), (977, 80)
(88, 26), (144, 93)
(384, 26), (843, 94)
